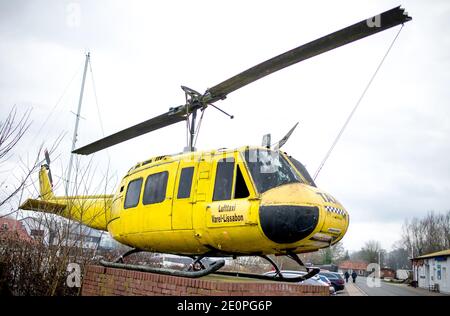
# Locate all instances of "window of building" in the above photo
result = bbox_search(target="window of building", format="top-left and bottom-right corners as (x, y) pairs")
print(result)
(177, 167), (194, 199)
(124, 178), (143, 209)
(143, 171), (168, 205)
(213, 158), (235, 201)
(234, 164), (250, 199)
(31, 229), (45, 237)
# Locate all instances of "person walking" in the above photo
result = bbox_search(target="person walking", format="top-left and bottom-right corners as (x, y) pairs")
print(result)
(344, 271), (350, 283)
(351, 271), (357, 283)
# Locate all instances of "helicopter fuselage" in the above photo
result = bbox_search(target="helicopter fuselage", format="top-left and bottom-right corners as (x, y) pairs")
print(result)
(105, 146), (349, 256)
(21, 146), (349, 257)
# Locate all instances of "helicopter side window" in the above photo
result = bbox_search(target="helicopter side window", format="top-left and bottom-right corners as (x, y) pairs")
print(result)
(243, 149), (300, 193)
(234, 164), (250, 199)
(177, 167), (194, 199)
(213, 158), (235, 201)
(124, 178), (143, 209)
(143, 171), (168, 205)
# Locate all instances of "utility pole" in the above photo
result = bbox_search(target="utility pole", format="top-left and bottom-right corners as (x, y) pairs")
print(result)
(66, 52), (90, 195)
(378, 250), (381, 279)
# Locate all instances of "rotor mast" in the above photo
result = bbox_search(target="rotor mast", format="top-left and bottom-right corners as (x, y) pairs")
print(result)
(187, 109), (197, 152)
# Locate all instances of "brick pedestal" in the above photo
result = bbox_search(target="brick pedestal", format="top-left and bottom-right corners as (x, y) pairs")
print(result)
(81, 265), (329, 296)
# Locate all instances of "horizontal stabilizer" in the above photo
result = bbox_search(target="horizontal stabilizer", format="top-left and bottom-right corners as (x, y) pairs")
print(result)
(20, 198), (66, 214)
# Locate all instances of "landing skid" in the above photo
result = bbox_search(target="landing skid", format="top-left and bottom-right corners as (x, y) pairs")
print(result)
(99, 249), (319, 282)
(99, 259), (225, 278)
(213, 251), (320, 283)
(100, 248), (224, 278)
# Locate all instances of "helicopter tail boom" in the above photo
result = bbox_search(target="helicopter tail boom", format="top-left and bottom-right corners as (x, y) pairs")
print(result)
(19, 165), (113, 231)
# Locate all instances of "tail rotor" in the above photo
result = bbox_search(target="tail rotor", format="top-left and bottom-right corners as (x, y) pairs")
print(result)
(43, 149), (53, 188)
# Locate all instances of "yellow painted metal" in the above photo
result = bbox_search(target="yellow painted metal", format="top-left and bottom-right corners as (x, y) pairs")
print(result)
(172, 154), (195, 230)
(20, 146), (350, 256)
(20, 166), (112, 231)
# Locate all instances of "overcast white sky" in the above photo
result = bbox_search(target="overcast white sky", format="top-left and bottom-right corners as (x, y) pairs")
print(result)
(1, 0), (449, 252)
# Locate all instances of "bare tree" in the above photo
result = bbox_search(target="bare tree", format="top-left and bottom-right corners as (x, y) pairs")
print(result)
(351, 240), (384, 264)
(0, 107), (31, 214)
(401, 210), (450, 257)
(0, 150), (118, 296)
(0, 106), (116, 295)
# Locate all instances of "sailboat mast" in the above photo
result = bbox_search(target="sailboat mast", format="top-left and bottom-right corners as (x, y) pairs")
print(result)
(66, 52), (90, 195)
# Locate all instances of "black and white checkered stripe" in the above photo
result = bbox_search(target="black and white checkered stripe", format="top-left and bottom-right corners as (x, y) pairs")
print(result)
(325, 205), (346, 216)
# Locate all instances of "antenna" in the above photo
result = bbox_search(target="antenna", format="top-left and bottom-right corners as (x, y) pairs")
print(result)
(66, 52), (90, 195)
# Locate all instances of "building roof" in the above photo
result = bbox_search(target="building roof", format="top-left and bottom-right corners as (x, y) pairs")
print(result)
(413, 249), (450, 260)
(338, 260), (368, 270)
(0, 217), (32, 241)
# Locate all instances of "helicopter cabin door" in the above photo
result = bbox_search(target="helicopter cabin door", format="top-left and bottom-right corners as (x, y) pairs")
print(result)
(171, 159), (196, 230)
(206, 152), (253, 228)
(138, 161), (179, 232)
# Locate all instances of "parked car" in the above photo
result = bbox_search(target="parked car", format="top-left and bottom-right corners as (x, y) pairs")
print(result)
(316, 274), (336, 295)
(319, 271), (345, 291)
(263, 270), (336, 295)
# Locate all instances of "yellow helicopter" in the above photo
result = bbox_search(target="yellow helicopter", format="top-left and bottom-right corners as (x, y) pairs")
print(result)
(20, 7), (411, 281)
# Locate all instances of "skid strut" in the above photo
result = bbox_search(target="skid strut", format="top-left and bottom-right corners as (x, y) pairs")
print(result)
(114, 248), (142, 263)
(260, 254), (283, 278)
(213, 252), (320, 282)
(100, 249), (319, 282)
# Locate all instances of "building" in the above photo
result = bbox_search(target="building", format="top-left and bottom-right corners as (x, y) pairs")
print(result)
(20, 216), (52, 244)
(0, 217), (32, 241)
(338, 260), (369, 276)
(19, 216), (104, 250)
(411, 249), (450, 294)
(380, 268), (396, 279)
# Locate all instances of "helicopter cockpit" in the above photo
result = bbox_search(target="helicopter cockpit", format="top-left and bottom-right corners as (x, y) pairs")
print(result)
(242, 148), (316, 193)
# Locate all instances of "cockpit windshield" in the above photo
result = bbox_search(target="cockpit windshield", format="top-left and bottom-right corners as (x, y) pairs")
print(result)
(287, 156), (317, 187)
(243, 149), (301, 193)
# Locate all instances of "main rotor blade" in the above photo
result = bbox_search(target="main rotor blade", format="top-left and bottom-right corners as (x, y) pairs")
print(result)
(73, 111), (186, 155)
(205, 6), (411, 102)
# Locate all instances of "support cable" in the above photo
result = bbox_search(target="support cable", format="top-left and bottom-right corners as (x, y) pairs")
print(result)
(88, 59), (106, 137)
(313, 25), (404, 181)
(30, 61), (84, 147)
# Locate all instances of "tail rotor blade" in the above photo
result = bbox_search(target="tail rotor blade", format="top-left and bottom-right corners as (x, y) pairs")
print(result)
(44, 149), (51, 165)
(274, 122), (299, 150)
(43, 149), (53, 187)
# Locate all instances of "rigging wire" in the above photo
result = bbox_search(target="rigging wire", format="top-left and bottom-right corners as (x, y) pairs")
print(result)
(313, 25), (405, 181)
(87, 55), (115, 196)
(88, 58), (106, 137)
(29, 61), (84, 147)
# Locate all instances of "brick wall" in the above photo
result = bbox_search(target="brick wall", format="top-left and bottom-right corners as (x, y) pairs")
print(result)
(81, 265), (329, 296)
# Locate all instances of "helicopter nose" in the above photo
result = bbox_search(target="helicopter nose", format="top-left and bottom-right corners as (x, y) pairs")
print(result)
(259, 205), (319, 244)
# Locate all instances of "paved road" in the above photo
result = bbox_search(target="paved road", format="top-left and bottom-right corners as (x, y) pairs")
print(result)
(352, 276), (444, 296)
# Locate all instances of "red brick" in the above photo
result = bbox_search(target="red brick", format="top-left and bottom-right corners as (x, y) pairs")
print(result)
(82, 265), (329, 296)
